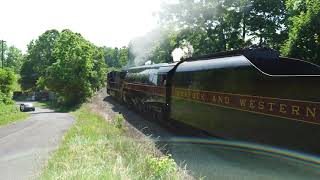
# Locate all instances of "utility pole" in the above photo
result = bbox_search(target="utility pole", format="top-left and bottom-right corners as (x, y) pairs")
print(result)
(1, 40), (5, 68)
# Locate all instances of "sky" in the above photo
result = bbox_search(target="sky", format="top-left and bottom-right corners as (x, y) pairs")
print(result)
(0, 0), (162, 52)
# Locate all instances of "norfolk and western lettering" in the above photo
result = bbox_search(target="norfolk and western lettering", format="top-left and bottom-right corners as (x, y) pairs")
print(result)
(122, 82), (320, 125)
(173, 87), (320, 125)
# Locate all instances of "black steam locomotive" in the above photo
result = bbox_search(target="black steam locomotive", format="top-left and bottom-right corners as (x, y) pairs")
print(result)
(107, 48), (320, 154)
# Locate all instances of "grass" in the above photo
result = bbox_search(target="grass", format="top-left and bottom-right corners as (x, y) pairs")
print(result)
(34, 101), (79, 112)
(0, 103), (30, 126)
(41, 104), (188, 180)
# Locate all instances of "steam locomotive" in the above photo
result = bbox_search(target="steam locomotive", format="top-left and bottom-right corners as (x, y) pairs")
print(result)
(107, 48), (320, 154)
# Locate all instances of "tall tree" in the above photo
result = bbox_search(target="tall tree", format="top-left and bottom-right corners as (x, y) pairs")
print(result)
(246, 0), (287, 49)
(282, 0), (320, 64)
(5, 46), (24, 73)
(159, 0), (288, 54)
(0, 41), (8, 68)
(45, 29), (106, 105)
(20, 29), (60, 90)
(118, 47), (129, 67)
(103, 47), (115, 67)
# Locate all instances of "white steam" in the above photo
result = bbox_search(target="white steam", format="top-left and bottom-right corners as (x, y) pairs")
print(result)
(144, 60), (152, 65)
(171, 40), (194, 62)
(129, 28), (164, 66)
(129, 29), (194, 66)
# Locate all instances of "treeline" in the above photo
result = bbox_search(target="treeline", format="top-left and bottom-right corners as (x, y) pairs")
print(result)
(103, 46), (128, 68)
(0, 42), (21, 105)
(128, 0), (320, 65)
(20, 29), (106, 105)
(1, 30), (128, 106)
(0, 43), (24, 73)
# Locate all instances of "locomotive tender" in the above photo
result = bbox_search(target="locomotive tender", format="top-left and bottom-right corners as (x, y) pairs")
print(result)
(107, 48), (320, 154)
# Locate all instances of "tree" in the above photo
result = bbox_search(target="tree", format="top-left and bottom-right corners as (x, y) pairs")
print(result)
(246, 0), (288, 49)
(149, 30), (177, 63)
(118, 47), (129, 67)
(282, 0), (320, 64)
(159, 0), (288, 54)
(103, 46), (128, 68)
(20, 29), (60, 91)
(128, 28), (177, 65)
(0, 68), (16, 104)
(103, 47), (115, 67)
(0, 41), (8, 68)
(45, 29), (106, 105)
(5, 46), (24, 73)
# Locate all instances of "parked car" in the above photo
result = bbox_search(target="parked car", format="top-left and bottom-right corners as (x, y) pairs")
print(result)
(20, 103), (35, 112)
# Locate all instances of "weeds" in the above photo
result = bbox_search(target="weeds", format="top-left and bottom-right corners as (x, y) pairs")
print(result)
(145, 154), (178, 179)
(0, 104), (29, 126)
(41, 105), (189, 180)
(115, 113), (125, 129)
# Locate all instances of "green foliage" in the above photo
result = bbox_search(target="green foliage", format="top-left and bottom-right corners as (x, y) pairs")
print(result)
(115, 113), (125, 129)
(128, 0), (288, 65)
(0, 68), (16, 104)
(246, 0), (287, 48)
(45, 29), (106, 105)
(145, 154), (178, 179)
(41, 105), (186, 179)
(127, 0), (317, 64)
(103, 46), (128, 68)
(0, 41), (24, 73)
(0, 104), (29, 126)
(150, 29), (178, 64)
(20, 29), (60, 91)
(130, 0), (289, 65)
(5, 46), (24, 73)
(0, 41), (8, 68)
(282, 0), (320, 64)
(128, 28), (178, 65)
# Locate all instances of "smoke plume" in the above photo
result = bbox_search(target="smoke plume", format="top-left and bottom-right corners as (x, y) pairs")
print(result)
(171, 39), (194, 62)
(128, 28), (164, 66)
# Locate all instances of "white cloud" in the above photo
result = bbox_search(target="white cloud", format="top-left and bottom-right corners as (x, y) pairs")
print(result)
(0, 0), (161, 51)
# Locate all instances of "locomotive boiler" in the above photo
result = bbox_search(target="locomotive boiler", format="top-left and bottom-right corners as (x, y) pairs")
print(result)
(107, 48), (320, 155)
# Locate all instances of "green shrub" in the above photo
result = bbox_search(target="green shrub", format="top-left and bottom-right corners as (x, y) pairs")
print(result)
(145, 154), (178, 179)
(115, 113), (125, 129)
(0, 104), (29, 126)
(0, 68), (16, 104)
(45, 29), (106, 106)
(41, 105), (187, 179)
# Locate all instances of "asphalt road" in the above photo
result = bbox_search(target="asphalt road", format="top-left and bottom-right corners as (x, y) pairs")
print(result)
(0, 102), (74, 180)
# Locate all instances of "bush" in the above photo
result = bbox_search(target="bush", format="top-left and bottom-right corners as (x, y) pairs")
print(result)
(45, 30), (106, 106)
(145, 154), (178, 179)
(0, 68), (16, 104)
(115, 113), (125, 129)
(0, 103), (29, 126)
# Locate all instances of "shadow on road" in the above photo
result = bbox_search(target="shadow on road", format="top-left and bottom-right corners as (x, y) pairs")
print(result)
(29, 111), (57, 115)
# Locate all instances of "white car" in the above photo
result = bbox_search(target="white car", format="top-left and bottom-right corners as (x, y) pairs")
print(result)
(20, 103), (35, 112)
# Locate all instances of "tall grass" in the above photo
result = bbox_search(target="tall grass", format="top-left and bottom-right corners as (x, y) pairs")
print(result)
(0, 103), (29, 126)
(41, 105), (190, 180)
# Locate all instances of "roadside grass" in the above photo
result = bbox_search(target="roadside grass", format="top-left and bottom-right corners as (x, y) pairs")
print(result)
(34, 101), (79, 112)
(0, 104), (29, 126)
(41, 104), (189, 180)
